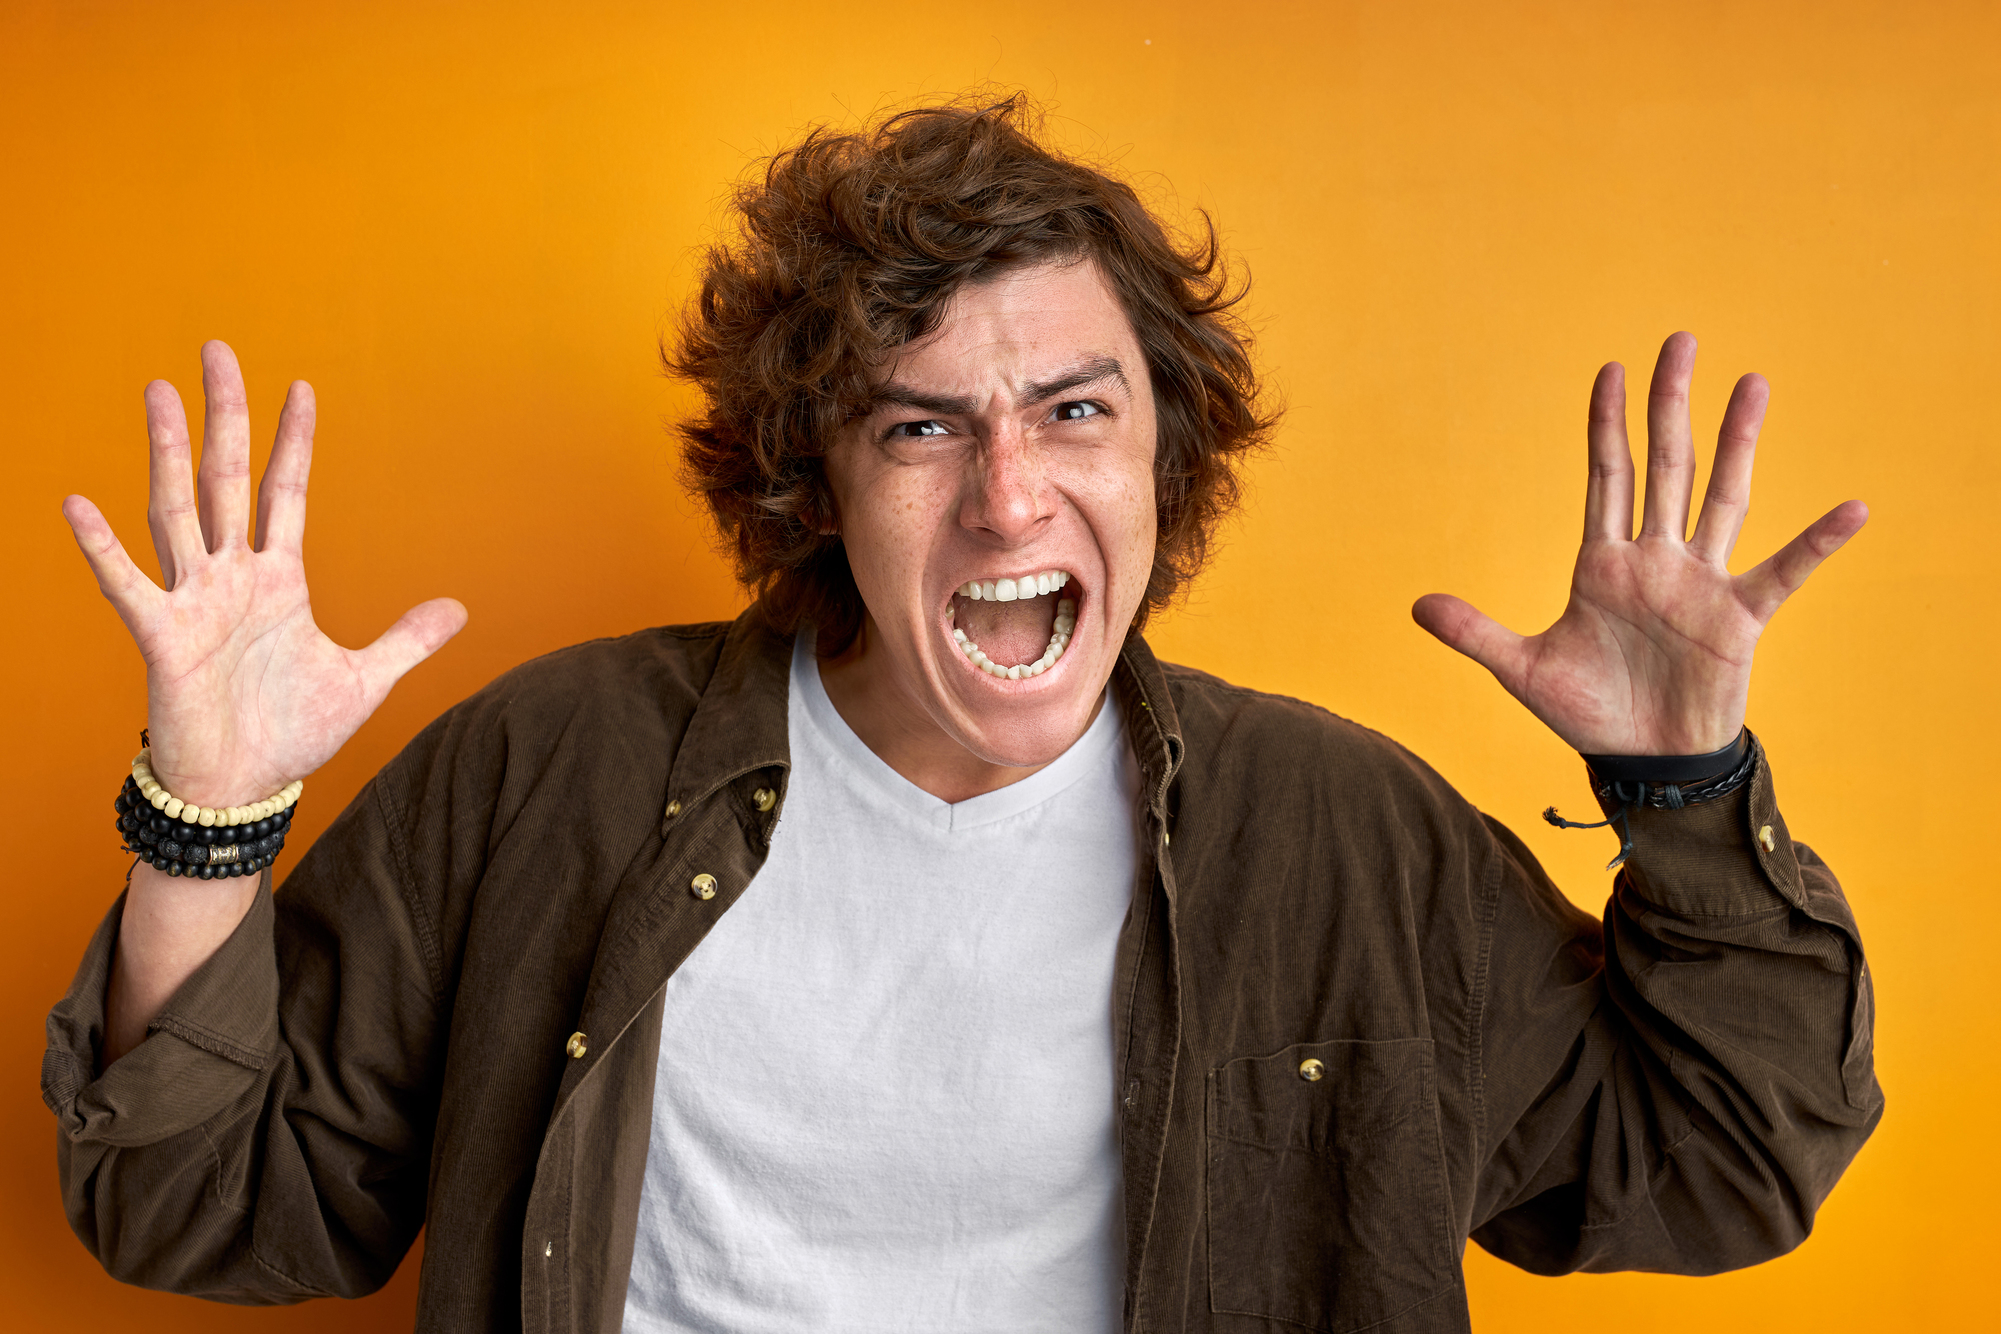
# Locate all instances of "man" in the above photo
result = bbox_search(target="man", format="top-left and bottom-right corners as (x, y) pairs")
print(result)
(47, 98), (1880, 1332)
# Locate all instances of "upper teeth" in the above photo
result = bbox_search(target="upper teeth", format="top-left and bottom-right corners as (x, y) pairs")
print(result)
(956, 570), (1070, 602)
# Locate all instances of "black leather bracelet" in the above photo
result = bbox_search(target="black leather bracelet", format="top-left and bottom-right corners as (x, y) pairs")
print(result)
(1581, 728), (1750, 787)
(1545, 729), (1758, 868)
(1586, 729), (1758, 812)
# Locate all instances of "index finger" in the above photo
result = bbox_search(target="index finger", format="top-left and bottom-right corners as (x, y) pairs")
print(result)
(1688, 373), (1768, 563)
(255, 380), (315, 554)
(1736, 499), (1870, 623)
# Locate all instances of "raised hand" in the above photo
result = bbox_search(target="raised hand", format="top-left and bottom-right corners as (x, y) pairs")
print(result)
(63, 341), (467, 811)
(1412, 332), (1867, 757)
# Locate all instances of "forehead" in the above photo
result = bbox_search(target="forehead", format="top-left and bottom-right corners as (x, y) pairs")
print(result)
(880, 258), (1143, 393)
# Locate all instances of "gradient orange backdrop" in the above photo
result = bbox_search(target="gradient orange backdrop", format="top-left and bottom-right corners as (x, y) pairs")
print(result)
(4, 1), (1993, 1329)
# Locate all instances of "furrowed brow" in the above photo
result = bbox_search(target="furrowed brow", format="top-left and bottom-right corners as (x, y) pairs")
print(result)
(869, 356), (1130, 418)
(870, 385), (982, 416)
(1020, 356), (1128, 407)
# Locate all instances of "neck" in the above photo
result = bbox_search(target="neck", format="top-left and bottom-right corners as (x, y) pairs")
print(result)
(815, 617), (1068, 804)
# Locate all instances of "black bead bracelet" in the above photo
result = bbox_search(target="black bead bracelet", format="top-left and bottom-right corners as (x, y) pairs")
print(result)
(114, 775), (296, 879)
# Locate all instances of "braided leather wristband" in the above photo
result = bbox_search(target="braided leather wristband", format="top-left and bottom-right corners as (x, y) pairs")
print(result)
(1582, 729), (1756, 810)
(1545, 728), (1757, 868)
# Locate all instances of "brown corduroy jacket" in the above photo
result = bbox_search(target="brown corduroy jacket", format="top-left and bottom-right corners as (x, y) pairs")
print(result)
(44, 611), (1882, 1333)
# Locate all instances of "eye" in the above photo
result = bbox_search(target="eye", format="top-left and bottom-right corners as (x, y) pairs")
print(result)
(888, 419), (951, 438)
(1050, 400), (1104, 422)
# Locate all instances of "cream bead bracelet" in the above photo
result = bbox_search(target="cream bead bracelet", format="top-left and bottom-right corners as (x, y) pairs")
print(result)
(129, 747), (303, 827)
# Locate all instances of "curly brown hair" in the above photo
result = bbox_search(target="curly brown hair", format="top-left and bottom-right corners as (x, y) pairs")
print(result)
(669, 94), (1276, 650)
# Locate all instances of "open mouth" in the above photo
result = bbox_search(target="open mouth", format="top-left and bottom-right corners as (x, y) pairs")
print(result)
(946, 569), (1077, 681)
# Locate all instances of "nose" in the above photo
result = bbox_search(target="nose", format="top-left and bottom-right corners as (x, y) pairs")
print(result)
(959, 421), (1054, 547)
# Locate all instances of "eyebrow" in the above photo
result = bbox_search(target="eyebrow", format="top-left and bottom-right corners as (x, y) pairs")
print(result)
(870, 355), (1130, 417)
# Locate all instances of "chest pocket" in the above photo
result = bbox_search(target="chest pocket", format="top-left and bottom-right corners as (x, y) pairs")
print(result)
(1206, 1038), (1456, 1332)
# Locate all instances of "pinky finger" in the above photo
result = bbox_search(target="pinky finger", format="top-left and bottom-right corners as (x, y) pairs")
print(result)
(1736, 498), (1870, 623)
(63, 494), (165, 630)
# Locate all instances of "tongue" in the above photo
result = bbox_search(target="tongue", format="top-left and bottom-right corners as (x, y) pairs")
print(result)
(956, 594), (1055, 667)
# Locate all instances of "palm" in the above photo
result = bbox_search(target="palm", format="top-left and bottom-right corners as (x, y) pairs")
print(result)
(1414, 333), (1867, 757)
(64, 342), (465, 810)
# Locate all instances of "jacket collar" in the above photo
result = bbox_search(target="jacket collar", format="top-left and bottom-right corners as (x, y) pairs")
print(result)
(1112, 630), (1185, 824)
(662, 609), (794, 829)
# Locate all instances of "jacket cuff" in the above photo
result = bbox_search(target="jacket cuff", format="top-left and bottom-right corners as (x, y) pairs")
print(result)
(43, 877), (281, 1147)
(1596, 740), (1807, 916)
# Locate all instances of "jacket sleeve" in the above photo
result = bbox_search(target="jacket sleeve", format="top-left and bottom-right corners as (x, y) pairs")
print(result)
(42, 759), (448, 1304)
(1465, 738), (1882, 1274)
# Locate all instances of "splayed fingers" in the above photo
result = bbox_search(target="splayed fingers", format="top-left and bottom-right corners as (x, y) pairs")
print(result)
(63, 344), (468, 806)
(1414, 333), (1867, 756)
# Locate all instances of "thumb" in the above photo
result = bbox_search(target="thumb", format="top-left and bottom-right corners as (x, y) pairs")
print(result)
(1411, 593), (1527, 689)
(357, 597), (469, 703)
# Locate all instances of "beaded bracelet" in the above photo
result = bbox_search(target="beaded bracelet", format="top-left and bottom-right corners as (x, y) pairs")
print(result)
(128, 746), (302, 827)
(113, 745), (303, 880)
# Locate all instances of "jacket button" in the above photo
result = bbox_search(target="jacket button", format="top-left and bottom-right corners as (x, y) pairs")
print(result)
(753, 787), (776, 812)
(1757, 824), (1776, 852)
(691, 873), (718, 900)
(665, 800), (682, 818)
(1298, 1058), (1325, 1082)
(565, 1032), (589, 1060)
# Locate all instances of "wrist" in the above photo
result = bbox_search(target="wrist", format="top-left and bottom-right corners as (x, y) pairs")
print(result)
(1586, 729), (1758, 816)
(132, 771), (302, 830)
(116, 739), (304, 882)
(140, 754), (275, 812)
(1580, 727), (1750, 788)
(1542, 731), (1759, 870)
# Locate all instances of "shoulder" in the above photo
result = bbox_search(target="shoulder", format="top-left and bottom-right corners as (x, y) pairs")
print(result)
(1157, 659), (1478, 831)
(1162, 658), (1438, 783)
(397, 621), (737, 782)
(463, 622), (734, 725)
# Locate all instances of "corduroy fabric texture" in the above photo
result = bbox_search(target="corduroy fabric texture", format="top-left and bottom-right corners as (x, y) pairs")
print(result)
(45, 609), (1882, 1333)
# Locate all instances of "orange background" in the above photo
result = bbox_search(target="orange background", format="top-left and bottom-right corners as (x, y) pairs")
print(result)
(3, 1), (1994, 1329)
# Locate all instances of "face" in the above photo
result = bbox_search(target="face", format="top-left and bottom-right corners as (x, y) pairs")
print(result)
(822, 257), (1158, 774)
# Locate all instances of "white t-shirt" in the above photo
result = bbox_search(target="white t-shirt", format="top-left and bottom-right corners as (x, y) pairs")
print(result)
(620, 631), (1139, 1333)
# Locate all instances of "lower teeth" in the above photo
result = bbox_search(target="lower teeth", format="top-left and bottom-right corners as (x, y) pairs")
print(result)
(954, 599), (1075, 679)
